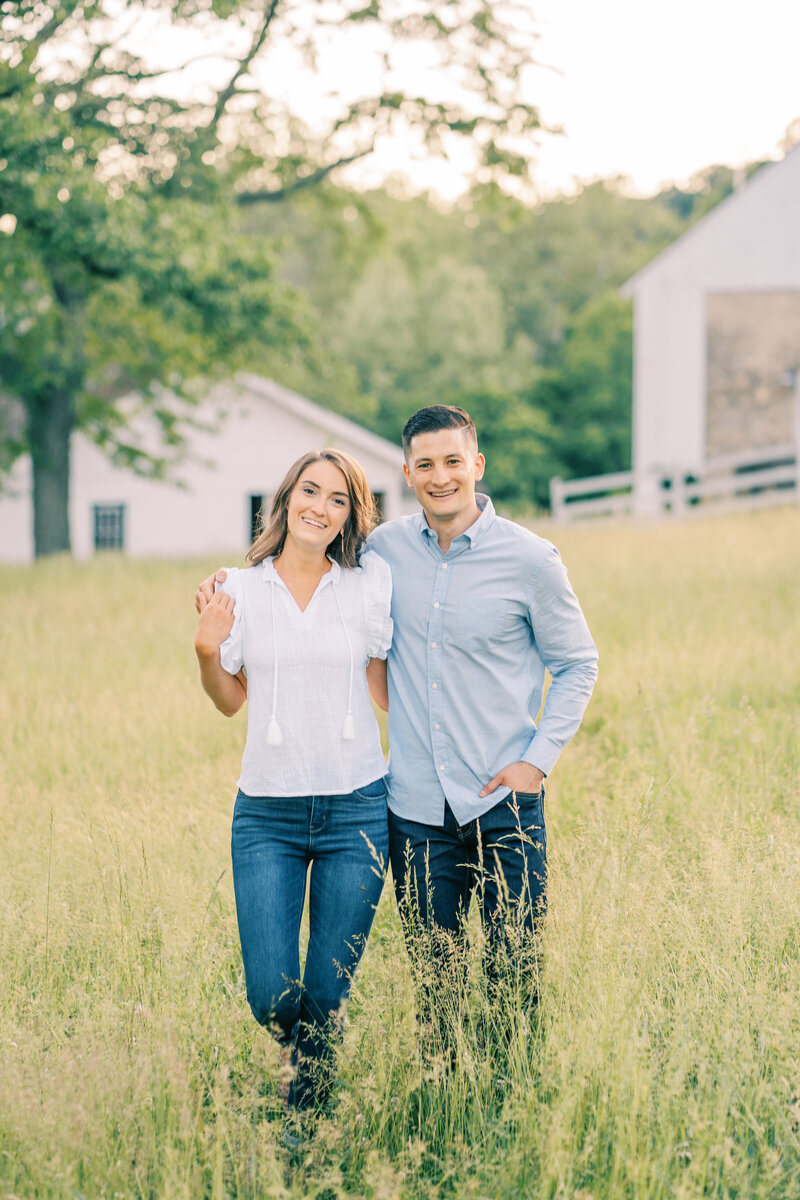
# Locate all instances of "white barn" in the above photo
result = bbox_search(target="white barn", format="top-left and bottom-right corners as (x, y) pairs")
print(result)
(621, 145), (800, 515)
(0, 375), (417, 563)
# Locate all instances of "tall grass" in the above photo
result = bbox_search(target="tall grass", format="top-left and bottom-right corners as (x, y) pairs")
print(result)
(1, 507), (799, 1198)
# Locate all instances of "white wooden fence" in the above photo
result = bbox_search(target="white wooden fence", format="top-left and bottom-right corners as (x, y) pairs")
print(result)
(550, 442), (799, 522)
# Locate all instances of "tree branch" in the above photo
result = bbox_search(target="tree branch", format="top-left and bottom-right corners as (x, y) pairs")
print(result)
(28, 0), (84, 51)
(235, 147), (374, 204)
(68, 52), (238, 91)
(209, 0), (281, 134)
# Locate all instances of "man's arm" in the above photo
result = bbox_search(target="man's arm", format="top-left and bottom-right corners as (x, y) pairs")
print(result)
(481, 549), (597, 797)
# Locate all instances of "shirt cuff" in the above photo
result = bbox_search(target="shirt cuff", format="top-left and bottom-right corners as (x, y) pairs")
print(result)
(521, 734), (562, 778)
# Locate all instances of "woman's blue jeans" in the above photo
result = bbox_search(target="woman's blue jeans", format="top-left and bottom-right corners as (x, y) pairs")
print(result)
(231, 780), (388, 1110)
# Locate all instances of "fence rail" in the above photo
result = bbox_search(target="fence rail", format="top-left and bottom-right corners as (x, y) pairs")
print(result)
(550, 442), (798, 522)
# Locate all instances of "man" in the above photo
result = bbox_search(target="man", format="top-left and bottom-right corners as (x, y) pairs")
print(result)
(368, 405), (597, 986)
(196, 405), (597, 1005)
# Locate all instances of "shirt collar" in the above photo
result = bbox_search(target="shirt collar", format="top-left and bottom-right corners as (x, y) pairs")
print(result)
(415, 493), (495, 548)
(261, 556), (341, 587)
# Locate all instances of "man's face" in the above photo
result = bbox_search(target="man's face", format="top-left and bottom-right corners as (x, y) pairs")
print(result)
(403, 428), (485, 525)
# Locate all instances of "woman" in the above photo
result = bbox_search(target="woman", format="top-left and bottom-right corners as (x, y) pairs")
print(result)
(194, 448), (392, 1133)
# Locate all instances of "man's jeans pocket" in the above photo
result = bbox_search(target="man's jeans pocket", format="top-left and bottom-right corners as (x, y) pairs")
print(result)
(512, 785), (545, 805)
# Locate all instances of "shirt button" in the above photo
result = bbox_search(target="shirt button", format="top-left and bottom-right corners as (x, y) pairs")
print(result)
(441, 563), (448, 569)
(439, 764), (446, 771)
(432, 683), (438, 689)
(434, 724), (440, 730)
(431, 641), (437, 648)
(433, 602), (440, 608)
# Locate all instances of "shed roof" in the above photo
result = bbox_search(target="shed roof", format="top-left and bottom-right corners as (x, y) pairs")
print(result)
(234, 374), (405, 467)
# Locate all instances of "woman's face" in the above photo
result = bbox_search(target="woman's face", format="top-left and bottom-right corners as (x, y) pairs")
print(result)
(285, 460), (352, 554)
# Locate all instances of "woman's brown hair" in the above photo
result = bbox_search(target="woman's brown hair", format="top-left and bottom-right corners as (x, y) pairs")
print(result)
(246, 449), (378, 569)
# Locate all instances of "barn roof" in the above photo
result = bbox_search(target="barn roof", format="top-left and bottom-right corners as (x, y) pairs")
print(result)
(620, 142), (800, 298)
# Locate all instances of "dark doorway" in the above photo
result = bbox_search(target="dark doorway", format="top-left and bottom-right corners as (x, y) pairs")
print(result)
(249, 495), (264, 544)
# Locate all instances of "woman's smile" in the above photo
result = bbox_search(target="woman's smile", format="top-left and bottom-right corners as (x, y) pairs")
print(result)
(286, 462), (352, 550)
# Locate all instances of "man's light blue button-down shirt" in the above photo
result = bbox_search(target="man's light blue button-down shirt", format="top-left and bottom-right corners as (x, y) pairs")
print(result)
(367, 495), (598, 826)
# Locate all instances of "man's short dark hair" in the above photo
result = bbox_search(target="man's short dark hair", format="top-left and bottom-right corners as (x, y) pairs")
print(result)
(401, 405), (478, 458)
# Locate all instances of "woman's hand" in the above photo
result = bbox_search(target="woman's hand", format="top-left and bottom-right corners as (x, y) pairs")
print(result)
(195, 569), (228, 614)
(194, 591), (235, 658)
(194, 592), (246, 716)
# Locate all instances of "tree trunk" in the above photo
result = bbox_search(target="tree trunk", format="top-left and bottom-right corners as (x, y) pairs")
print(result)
(28, 388), (75, 558)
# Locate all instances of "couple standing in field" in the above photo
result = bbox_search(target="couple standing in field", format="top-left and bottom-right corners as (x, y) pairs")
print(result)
(194, 403), (598, 1143)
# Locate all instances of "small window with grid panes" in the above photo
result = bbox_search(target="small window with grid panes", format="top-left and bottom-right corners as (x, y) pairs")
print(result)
(93, 504), (125, 551)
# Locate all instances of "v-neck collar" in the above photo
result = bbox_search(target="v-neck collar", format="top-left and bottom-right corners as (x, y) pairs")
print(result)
(261, 556), (340, 614)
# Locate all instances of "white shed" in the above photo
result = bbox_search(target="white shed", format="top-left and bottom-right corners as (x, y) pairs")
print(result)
(621, 145), (800, 514)
(0, 375), (417, 563)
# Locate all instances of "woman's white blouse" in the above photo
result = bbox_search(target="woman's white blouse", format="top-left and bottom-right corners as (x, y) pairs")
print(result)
(218, 550), (392, 798)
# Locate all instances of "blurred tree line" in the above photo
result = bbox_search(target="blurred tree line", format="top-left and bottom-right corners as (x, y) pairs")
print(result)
(246, 164), (747, 508)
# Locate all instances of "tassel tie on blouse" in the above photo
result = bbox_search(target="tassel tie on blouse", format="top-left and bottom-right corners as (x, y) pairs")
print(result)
(266, 575), (355, 746)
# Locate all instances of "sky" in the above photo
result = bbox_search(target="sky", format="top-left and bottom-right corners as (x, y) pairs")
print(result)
(523, 0), (800, 197)
(133, 0), (800, 201)
(352, 0), (800, 199)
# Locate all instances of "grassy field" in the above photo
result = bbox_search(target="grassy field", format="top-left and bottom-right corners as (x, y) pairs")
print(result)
(1, 505), (799, 1200)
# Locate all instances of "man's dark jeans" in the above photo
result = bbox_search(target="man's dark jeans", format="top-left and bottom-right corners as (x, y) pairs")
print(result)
(388, 789), (546, 1033)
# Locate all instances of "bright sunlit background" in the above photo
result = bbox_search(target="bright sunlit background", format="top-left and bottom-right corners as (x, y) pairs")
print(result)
(118, 0), (800, 200)
(522, 0), (800, 196)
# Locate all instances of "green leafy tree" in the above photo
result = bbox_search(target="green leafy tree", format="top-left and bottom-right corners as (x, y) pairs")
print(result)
(534, 291), (633, 484)
(221, 165), (742, 508)
(253, 179), (677, 500)
(656, 160), (770, 224)
(0, 0), (544, 556)
(330, 253), (535, 438)
(466, 179), (684, 367)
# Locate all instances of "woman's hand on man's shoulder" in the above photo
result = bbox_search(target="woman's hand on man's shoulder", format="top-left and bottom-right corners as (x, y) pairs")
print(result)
(194, 590), (236, 657)
(195, 568), (228, 614)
